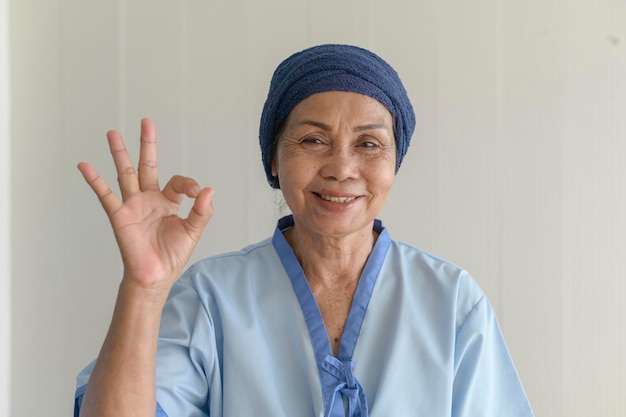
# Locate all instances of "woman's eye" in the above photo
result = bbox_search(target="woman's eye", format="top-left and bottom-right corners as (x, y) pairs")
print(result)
(301, 137), (324, 145)
(359, 140), (380, 149)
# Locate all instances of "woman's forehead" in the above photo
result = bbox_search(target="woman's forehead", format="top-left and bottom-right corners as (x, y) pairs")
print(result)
(286, 92), (394, 125)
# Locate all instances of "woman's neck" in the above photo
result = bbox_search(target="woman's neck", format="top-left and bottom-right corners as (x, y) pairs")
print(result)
(283, 223), (378, 289)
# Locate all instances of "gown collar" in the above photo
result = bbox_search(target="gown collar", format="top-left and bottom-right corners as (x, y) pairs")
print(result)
(272, 215), (391, 417)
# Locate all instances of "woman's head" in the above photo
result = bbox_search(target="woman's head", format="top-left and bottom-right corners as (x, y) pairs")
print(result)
(259, 44), (415, 189)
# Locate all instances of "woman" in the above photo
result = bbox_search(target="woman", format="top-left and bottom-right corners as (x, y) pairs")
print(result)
(75, 44), (534, 417)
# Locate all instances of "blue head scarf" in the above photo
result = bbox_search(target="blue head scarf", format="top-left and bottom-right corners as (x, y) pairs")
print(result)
(259, 44), (415, 188)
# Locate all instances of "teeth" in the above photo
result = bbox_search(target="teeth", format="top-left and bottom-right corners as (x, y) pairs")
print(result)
(320, 194), (356, 203)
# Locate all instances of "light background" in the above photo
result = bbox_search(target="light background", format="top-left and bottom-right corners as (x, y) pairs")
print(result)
(1, 0), (10, 416)
(4, 0), (626, 416)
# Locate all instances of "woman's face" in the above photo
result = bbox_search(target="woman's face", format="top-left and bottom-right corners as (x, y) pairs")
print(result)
(272, 91), (396, 240)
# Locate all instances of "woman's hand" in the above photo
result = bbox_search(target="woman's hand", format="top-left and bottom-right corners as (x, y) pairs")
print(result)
(77, 118), (214, 294)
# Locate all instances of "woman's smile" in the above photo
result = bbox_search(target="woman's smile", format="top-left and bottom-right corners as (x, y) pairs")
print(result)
(315, 193), (358, 203)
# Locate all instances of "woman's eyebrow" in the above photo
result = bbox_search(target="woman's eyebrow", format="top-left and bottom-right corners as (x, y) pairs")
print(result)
(295, 120), (332, 130)
(354, 124), (391, 132)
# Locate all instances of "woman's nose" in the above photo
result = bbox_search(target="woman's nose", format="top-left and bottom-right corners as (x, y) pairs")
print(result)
(319, 145), (359, 182)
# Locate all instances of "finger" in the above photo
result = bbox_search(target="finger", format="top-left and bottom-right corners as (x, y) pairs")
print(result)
(77, 162), (123, 217)
(184, 187), (215, 237)
(138, 118), (160, 192)
(107, 129), (139, 199)
(162, 175), (202, 205)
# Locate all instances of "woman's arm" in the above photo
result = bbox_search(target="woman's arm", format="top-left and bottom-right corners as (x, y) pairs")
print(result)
(79, 281), (168, 417)
(77, 119), (214, 417)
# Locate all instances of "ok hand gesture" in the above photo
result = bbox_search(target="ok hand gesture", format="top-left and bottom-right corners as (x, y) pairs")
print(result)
(77, 119), (214, 295)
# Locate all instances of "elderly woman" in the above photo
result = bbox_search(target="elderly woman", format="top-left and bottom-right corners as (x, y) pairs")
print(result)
(74, 44), (534, 417)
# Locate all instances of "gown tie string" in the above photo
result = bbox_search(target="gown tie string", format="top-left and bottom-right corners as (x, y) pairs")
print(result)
(321, 355), (369, 417)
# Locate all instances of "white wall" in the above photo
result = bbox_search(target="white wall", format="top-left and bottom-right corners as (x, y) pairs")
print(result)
(0, 0), (11, 416)
(8, 1), (626, 416)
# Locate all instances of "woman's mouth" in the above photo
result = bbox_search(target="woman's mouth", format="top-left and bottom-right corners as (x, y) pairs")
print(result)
(315, 193), (357, 203)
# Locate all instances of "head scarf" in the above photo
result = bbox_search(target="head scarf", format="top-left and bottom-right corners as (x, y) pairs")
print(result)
(259, 44), (415, 188)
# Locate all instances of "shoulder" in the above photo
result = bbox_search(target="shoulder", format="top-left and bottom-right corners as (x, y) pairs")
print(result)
(167, 236), (289, 305)
(383, 239), (486, 331)
(386, 239), (478, 288)
(161, 235), (289, 330)
(389, 239), (465, 271)
(180, 237), (277, 282)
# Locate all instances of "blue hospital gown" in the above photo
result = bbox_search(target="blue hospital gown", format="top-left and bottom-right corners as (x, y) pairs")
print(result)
(75, 215), (534, 417)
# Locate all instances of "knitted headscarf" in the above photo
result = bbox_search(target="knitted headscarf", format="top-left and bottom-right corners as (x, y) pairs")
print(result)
(259, 44), (415, 188)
